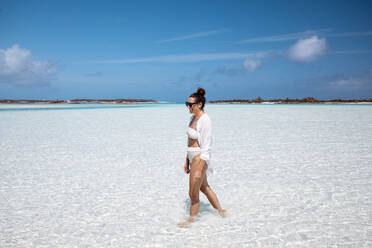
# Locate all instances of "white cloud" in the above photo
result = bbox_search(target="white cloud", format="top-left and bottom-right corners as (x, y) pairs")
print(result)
(238, 29), (329, 43)
(238, 29), (372, 44)
(0, 44), (57, 85)
(243, 59), (261, 72)
(93, 50), (277, 64)
(156, 29), (229, 43)
(328, 31), (372, 38)
(334, 50), (372, 55)
(94, 52), (258, 64)
(329, 78), (363, 88)
(288, 36), (327, 62)
(214, 65), (245, 76)
(299, 73), (372, 98)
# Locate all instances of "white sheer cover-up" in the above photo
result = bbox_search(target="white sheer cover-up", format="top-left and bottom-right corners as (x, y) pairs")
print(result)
(187, 113), (214, 174)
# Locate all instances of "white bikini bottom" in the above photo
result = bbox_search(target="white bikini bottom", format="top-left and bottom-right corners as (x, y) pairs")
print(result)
(187, 147), (214, 174)
(187, 147), (201, 162)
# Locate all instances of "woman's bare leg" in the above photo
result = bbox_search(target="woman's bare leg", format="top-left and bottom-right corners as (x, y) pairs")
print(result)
(177, 156), (206, 228)
(189, 156), (207, 217)
(200, 175), (227, 216)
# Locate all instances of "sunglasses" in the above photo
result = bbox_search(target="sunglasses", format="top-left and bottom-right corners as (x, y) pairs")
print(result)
(185, 101), (197, 107)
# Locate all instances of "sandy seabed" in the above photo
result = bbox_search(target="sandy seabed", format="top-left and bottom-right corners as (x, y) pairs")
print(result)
(0, 103), (372, 247)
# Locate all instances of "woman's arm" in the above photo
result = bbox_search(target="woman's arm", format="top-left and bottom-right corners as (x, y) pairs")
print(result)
(184, 155), (190, 174)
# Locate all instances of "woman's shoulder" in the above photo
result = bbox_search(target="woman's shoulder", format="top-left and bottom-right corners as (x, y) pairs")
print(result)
(199, 113), (211, 126)
(201, 113), (211, 121)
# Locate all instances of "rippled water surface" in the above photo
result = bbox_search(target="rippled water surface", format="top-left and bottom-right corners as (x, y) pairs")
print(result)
(1, 103), (371, 247)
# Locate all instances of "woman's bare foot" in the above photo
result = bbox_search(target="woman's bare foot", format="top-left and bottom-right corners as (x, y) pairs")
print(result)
(177, 216), (195, 228)
(218, 209), (227, 217)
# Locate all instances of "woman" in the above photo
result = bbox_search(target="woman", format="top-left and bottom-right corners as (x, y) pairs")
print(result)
(178, 88), (226, 228)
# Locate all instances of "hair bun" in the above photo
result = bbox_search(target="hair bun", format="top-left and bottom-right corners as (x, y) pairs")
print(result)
(197, 87), (206, 96)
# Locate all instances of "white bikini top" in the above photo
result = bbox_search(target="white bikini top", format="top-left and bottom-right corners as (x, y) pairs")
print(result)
(187, 127), (198, 139)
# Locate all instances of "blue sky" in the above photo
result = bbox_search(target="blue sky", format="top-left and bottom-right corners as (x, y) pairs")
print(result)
(0, 0), (371, 101)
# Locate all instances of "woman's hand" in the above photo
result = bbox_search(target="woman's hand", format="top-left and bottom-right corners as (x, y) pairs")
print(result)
(184, 158), (190, 174)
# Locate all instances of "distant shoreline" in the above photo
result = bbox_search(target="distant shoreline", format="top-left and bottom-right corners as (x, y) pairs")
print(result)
(0, 99), (160, 104)
(1, 97), (372, 104)
(209, 97), (372, 104)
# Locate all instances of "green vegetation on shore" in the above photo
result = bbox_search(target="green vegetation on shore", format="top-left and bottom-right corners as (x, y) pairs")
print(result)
(209, 97), (372, 104)
(1, 97), (372, 104)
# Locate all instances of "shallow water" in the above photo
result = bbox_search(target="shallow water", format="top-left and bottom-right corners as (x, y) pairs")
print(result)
(1, 104), (371, 247)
